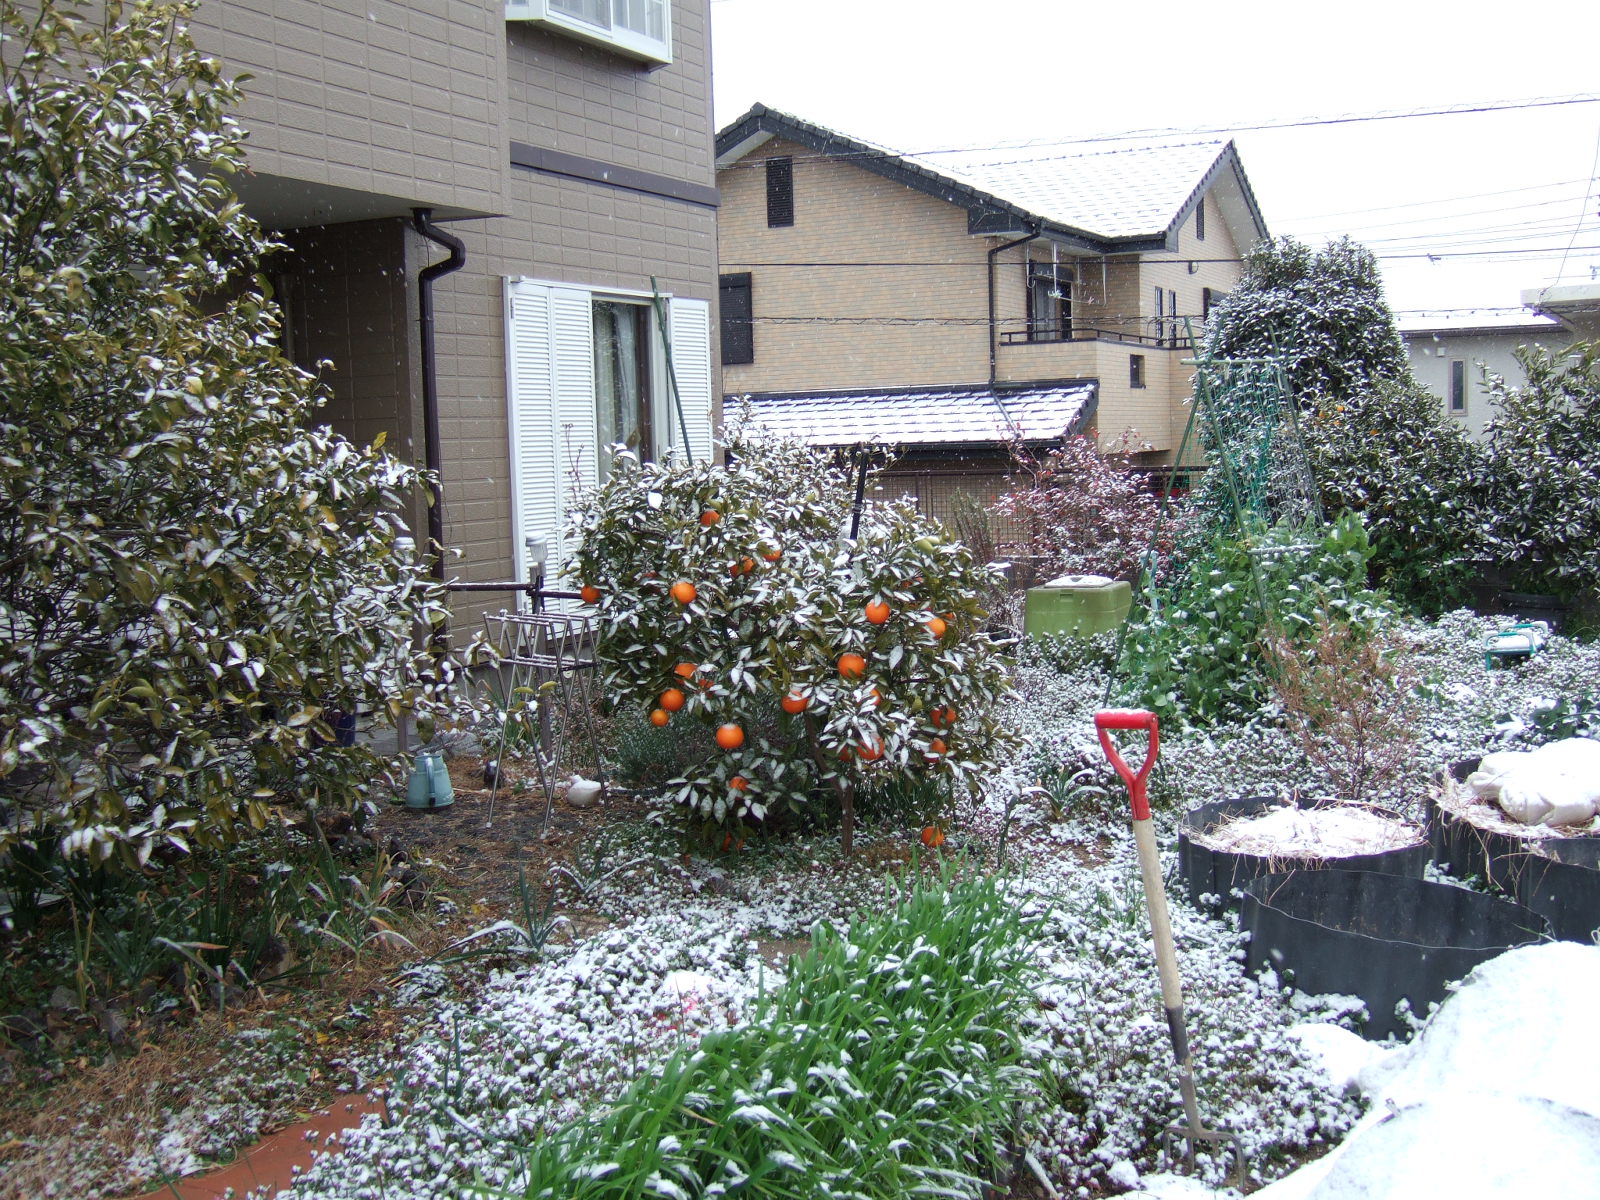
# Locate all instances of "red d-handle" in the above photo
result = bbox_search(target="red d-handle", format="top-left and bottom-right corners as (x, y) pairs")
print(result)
(1094, 708), (1159, 822)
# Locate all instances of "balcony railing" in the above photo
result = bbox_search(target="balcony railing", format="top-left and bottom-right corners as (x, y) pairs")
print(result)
(1000, 321), (1195, 350)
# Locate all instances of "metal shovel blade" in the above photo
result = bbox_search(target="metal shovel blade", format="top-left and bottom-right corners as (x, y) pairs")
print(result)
(1163, 1121), (1246, 1187)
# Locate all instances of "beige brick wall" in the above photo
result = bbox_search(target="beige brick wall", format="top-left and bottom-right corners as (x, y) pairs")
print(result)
(719, 141), (1246, 460)
(190, 1), (506, 215)
(720, 138), (994, 394)
(505, 4), (714, 189)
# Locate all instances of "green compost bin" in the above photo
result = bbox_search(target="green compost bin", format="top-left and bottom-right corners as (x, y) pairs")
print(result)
(1023, 574), (1133, 638)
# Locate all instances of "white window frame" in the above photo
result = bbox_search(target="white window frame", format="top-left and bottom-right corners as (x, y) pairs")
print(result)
(504, 278), (711, 607)
(505, 0), (672, 65)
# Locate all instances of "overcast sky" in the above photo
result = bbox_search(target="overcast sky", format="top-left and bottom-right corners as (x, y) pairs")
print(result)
(708, 0), (1600, 322)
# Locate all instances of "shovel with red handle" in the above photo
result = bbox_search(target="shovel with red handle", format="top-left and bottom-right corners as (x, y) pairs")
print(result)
(1094, 708), (1246, 1186)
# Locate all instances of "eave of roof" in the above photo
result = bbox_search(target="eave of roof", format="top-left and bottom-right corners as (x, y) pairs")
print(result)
(714, 103), (1269, 253)
(733, 380), (1099, 450)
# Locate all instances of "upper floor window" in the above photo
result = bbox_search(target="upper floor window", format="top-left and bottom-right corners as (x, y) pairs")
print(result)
(719, 272), (754, 365)
(766, 157), (794, 228)
(1448, 359), (1467, 414)
(506, 0), (672, 65)
(1026, 262), (1072, 342)
(1195, 196), (1206, 242)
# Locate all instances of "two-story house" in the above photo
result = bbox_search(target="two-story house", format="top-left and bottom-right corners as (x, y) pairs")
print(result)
(187, 1), (720, 625)
(714, 104), (1268, 524)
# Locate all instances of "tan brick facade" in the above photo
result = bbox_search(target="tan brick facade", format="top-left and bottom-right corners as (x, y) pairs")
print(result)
(718, 127), (1256, 459)
(182, 1), (719, 631)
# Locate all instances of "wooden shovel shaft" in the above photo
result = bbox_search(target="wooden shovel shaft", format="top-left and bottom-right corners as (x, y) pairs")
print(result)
(1132, 815), (1204, 1131)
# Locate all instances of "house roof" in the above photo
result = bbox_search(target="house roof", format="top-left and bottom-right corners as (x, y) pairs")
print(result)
(737, 381), (1098, 450)
(715, 104), (1269, 254)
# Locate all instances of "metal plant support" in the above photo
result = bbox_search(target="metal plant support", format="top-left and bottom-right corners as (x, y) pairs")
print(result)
(480, 609), (607, 828)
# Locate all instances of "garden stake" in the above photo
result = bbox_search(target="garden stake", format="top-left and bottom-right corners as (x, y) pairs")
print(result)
(1094, 708), (1247, 1186)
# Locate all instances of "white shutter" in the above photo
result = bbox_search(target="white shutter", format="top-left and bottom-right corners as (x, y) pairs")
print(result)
(549, 288), (597, 609)
(505, 280), (558, 607)
(667, 297), (713, 463)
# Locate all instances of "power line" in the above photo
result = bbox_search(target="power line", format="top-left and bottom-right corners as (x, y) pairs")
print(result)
(720, 93), (1600, 171)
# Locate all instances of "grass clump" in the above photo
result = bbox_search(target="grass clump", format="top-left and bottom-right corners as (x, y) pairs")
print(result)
(511, 864), (1041, 1198)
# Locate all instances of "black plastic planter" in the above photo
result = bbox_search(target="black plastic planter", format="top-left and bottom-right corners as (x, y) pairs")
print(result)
(1516, 839), (1600, 944)
(1429, 758), (1597, 895)
(1178, 796), (1428, 910)
(1241, 870), (1548, 1041)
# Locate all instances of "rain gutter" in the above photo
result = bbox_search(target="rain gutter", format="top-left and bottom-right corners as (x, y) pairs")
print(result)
(988, 228), (1040, 388)
(412, 208), (466, 585)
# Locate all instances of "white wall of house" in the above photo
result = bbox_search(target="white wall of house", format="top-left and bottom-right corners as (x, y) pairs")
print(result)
(1402, 321), (1572, 440)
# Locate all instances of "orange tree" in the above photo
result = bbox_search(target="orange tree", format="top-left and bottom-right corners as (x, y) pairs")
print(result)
(568, 431), (1019, 854)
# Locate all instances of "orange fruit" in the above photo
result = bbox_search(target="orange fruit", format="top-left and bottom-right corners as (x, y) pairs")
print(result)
(870, 687), (884, 708)
(674, 662), (698, 680)
(856, 739), (884, 762)
(931, 705), (957, 728)
(761, 546), (782, 562)
(780, 690), (810, 714)
(928, 737), (947, 757)
(729, 775), (748, 791)
(865, 599), (891, 625)
(920, 825), (945, 848)
(579, 584), (601, 604)
(715, 723), (745, 750)
(838, 652), (867, 680)
(720, 832), (745, 853)
(670, 580), (697, 605)
(925, 615), (947, 638)
(649, 708), (670, 727)
(729, 556), (755, 577)
(659, 687), (685, 713)
(700, 510), (721, 526)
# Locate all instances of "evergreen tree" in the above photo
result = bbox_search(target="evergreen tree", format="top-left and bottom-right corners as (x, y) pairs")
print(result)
(0, 1), (464, 865)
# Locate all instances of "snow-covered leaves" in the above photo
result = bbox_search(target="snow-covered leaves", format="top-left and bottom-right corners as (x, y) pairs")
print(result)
(0, 1), (468, 863)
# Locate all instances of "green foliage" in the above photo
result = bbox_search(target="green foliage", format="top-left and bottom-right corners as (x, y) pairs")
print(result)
(1203, 236), (1409, 405)
(513, 867), (1042, 1198)
(1119, 513), (1386, 727)
(1302, 377), (1488, 611)
(1480, 339), (1600, 600)
(1203, 236), (1487, 613)
(568, 428), (1020, 850)
(0, 1), (464, 866)
(0, 822), (411, 1041)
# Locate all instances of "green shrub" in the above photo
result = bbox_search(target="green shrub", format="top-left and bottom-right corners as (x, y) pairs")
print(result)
(569, 428), (1020, 854)
(0, 1), (464, 867)
(512, 867), (1042, 1199)
(1119, 513), (1388, 727)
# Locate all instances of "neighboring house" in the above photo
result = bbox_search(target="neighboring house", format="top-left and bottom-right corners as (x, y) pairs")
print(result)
(1523, 282), (1600, 341)
(1402, 313), (1572, 439)
(187, 1), (719, 625)
(714, 104), (1268, 525)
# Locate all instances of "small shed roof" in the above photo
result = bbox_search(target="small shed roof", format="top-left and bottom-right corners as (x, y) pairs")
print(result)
(740, 382), (1097, 450)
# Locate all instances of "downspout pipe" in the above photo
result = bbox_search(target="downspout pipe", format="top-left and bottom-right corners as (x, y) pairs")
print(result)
(987, 227), (1039, 388)
(412, 207), (466, 586)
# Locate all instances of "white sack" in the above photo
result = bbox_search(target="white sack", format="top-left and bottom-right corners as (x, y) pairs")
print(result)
(1465, 738), (1600, 826)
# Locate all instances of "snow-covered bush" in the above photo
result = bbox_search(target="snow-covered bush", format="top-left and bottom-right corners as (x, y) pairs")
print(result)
(568, 428), (1020, 852)
(1205, 237), (1486, 612)
(991, 432), (1178, 584)
(0, 1), (462, 865)
(1481, 339), (1600, 605)
(1119, 513), (1387, 729)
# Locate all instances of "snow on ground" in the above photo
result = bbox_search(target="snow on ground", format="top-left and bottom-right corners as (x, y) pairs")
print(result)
(172, 609), (1600, 1198)
(1135, 943), (1600, 1200)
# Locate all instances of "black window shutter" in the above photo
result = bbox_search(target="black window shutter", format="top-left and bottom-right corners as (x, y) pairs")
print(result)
(719, 272), (753, 365)
(766, 157), (794, 228)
